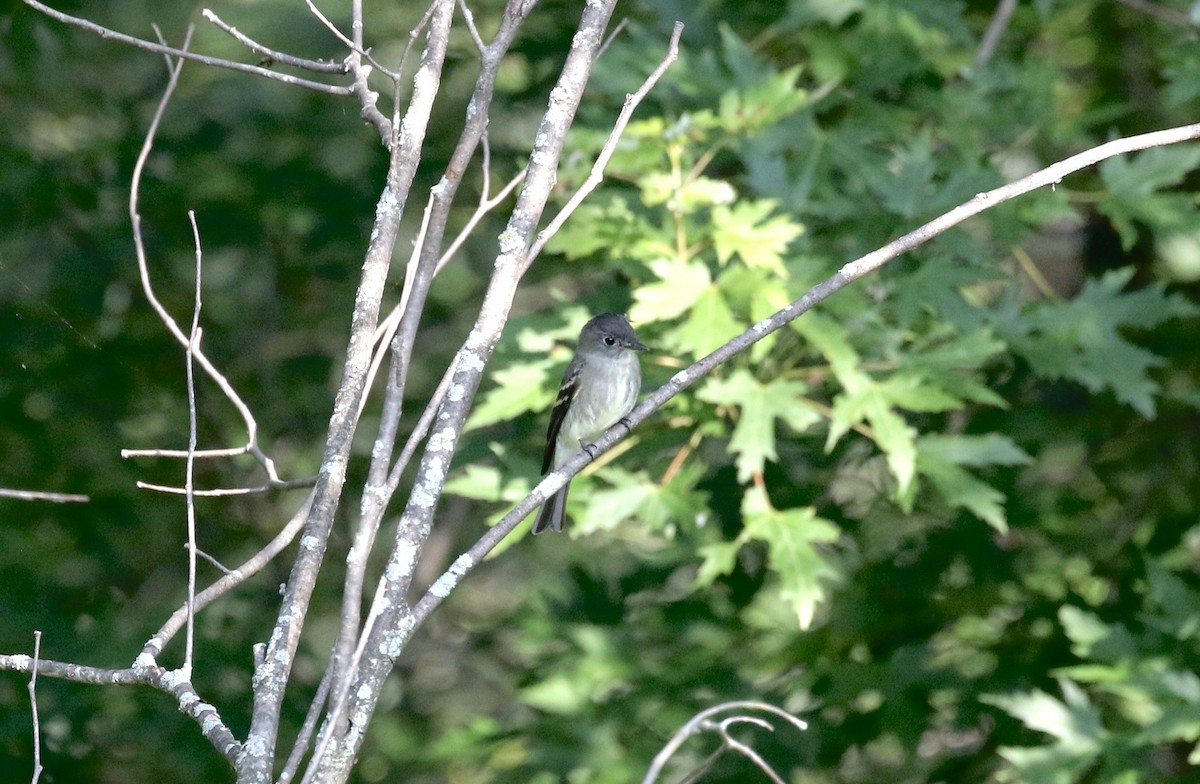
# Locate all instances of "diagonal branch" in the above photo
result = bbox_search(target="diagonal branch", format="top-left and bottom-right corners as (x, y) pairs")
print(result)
(408, 121), (1200, 639)
(309, 4), (621, 776)
(201, 9), (347, 73)
(239, 2), (457, 781)
(0, 653), (243, 766)
(23, 1), (353, 95)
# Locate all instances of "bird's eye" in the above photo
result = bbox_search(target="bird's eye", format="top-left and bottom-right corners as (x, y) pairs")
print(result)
(604, 336), (616, 346)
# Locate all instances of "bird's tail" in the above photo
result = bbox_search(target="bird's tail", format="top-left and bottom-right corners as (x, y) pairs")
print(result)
(532, 484), (569, 534)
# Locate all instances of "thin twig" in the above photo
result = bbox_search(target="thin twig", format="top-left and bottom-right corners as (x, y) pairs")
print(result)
(139, 493), (314, 662)
(408, 121), (1200, 651)
(712, 716), (787, 784)
(135, 477), (316, 496)
(974, 0), (1018, 69)
(28, 632), (42, 784)
(183, 210), (203, 677)
(304, 0), (399, 79)
(643, 702), (807, 784)
(0, 653), (243, 765)
(193, 546), (233, 575)
(457, 0), (487, 55)
(0, 488), (89, 503)
(124, 445), (252, 459)
(276, 665), (334, 784)
(23, 1), (353, 95)
(201, 9), (346, 72)
(596, 17), (629, 60)
(123, 22), (295, 492)
(525, 21), (684, 268)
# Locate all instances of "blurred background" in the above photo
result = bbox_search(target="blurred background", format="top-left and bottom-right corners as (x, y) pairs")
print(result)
(2, 0), (1200, 781)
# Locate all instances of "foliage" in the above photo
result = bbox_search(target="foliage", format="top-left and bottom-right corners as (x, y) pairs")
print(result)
(3, 0), (1200, 783)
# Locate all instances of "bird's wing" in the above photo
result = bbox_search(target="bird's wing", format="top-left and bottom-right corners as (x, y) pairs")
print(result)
(542, 357), (581, 474)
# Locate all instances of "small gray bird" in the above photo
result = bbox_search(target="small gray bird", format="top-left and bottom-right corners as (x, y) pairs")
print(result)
(532, 313), (649, 534)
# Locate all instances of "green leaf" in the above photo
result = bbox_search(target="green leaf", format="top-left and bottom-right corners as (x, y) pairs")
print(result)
(876, 373), (963, 412)
(740, 487), (842, 629)
(711, 199), (804, 276)
(664, 285), (742, 358)
(575, 473), (658, 534)
(443, 464), (529, 503)
(795, 313), (918, 493)
(711, 31), (809, 132)
(697, 369), (820, 481)
(1058, 606), (1137, 661)
(695, 539), (741, 586)
(640, 173), (736, 212)
(915, 434), (1030, 531)
(575, 464), (710, 537)
(1098, 145), (1200, 248)
(1000, 268), (1200, 417)
(1099, 144), (1200, 195)
(465, 361), (556, 431)
(630, 257), (712, 323)
(917, 451), (1008, 531)
(918, 433), (1032, 467)
(542, 197), (650, 260)
(860, 395), (917, 496)
(983, 680), (1105, 752)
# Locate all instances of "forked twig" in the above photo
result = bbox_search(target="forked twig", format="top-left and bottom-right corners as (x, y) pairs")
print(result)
(525, 21), (684, 268)
(27, 632), (43, 784)
(24, 1), (353, 95)
(115, 21), (300, 495)
(201, 9), (346, 72)
(643, 701), (808, 784)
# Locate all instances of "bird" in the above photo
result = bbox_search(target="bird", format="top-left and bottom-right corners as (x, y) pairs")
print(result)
(532, 313), (649, 534)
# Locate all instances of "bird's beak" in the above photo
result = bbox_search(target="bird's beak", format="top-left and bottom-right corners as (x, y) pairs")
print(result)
(628, 338), (651, 352)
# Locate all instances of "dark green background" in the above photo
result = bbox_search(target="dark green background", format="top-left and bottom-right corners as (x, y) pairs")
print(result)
(3, 1), (1200, 782)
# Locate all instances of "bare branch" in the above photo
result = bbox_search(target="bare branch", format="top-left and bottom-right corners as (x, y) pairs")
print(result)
(974, 0), (1018, 69)
(526, 20), (683, 268)
(23, 1), (353, 95)
(123, 24), (297, 494)
(0, 488), (89, 503)
(303, 0), (396, 142)
(0, 654), (243, 765)
(183, 210), (204, 677)
(711, 715), (787, 784)
(643, 702), (807, 784)
(597, 16), (629, 60)
(135, 477), (316, 496)
(139, 493), (314, 663)
(201, 8), (347, 73)
(408, 121), (1200, 641)
(241, 2), (458, 779)
(316, 1), (539, 767)
(277, 666), (334, 784)
(317, 4), (620, 775)
(27, 632), (42, 784)
(456, 0), (487, 55)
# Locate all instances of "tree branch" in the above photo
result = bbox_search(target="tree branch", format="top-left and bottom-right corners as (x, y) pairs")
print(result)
(0, 654), (243, 766)
(201, 8), (347, 73)
(408, 121), (1200, 637)
(239, 2), (457, 781)
(23, 1), (354, 95)
(643, 701), (807, 784)
(309, 1), (619, 777)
